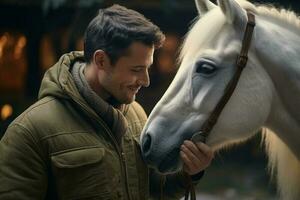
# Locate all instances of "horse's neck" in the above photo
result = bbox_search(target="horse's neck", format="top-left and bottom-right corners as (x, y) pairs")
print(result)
(255, 17), (300, 159)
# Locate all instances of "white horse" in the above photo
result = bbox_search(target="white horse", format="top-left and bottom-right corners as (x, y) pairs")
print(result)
(140, 0), (300, 199)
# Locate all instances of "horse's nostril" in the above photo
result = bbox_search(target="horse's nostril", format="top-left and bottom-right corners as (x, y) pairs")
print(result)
(142, 134), (152, 155)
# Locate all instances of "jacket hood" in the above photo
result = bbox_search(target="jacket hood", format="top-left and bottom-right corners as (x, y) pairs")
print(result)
(38, 51), (85, 100)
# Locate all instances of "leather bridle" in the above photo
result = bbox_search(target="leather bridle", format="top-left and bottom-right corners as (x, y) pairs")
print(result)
(185, 11), (256, 200)
(191, 12), (256, 144)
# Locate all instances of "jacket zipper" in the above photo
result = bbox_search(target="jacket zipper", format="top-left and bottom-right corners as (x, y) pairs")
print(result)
(69, 95), (132, 200)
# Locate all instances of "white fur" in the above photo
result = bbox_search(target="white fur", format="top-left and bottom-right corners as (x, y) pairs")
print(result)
(141, 1), (300, 199)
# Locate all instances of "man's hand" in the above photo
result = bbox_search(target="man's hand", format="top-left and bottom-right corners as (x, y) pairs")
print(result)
(180, 140), (214, 175)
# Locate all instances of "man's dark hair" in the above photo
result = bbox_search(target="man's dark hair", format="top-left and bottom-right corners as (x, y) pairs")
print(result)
(84, 4), (165, 65)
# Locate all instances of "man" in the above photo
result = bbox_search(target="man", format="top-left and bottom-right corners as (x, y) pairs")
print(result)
(0, 4), (214, 200)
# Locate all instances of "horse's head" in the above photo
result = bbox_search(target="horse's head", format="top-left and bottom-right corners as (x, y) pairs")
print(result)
(141, 0), (274, 174)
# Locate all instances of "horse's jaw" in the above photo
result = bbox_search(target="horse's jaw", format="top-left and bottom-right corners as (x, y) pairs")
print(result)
(255, 18), (300, 125)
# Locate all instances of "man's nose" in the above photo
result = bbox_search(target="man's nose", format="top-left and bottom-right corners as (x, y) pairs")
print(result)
(139, 71), (150, 87)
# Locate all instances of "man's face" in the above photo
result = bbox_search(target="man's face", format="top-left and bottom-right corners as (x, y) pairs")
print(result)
(101, 42), (154, 104)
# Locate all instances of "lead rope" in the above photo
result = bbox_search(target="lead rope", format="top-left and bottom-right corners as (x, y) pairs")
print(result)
(184, 175), (196, 200)
(160, 175), (166, 200)
(184, 172), (196, 200)
(159, 172), (195, 200)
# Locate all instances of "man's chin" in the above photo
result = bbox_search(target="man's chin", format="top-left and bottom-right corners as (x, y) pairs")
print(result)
(115, 94), (135, 105)
(124, 96), (135, 104)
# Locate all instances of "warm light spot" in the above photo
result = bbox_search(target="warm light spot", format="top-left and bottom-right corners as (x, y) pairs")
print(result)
(14, 36), (27, 59)
(40, 34), (56, 71)
(0, 34), (8, 44)
(0, 32), (27, 91)
(1, 104), (13, 120)
(163, 34), (179, 52)
(76, 37), (84, 51)
(158, 52), (174, 73)
(157, 33), (180, 74)
(18, 36), (27, 47)
(0, 34), (9, 59)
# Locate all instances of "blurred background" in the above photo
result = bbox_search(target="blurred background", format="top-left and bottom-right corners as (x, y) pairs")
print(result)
(0, 0), (299, 199)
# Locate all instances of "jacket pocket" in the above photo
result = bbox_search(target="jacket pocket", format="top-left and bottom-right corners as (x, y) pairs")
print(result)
(51, 147), (112, 200)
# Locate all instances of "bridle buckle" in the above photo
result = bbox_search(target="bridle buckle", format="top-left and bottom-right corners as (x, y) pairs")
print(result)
(237, 55), (248, 68)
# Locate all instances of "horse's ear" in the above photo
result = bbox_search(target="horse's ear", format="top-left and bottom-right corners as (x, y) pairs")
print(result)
(218, 0), (247, 28)
(195, 0), (217, 16)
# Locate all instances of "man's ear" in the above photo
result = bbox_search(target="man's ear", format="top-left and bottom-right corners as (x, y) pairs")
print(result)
(93, 50), (108, 70)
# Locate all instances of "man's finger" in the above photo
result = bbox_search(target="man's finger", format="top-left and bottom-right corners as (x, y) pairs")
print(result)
(196, 142), (214, 159)
(183, 140), (200, 157)
(181, 145), (203, 167)
(180, 151), (192, 173)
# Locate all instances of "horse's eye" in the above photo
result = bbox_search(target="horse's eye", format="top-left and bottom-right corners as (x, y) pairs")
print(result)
(196, 62), (216, 75)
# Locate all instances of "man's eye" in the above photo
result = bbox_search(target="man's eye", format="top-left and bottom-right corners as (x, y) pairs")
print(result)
(131, 69), (141, 73)
(195, 62), (216, 76)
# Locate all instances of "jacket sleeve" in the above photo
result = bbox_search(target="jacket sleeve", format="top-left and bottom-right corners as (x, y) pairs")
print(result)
(149, 167), (203, 200)
(0, 123), (47, 199)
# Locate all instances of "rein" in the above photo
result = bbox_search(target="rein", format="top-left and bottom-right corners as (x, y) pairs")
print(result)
(185, 11), (256, 200)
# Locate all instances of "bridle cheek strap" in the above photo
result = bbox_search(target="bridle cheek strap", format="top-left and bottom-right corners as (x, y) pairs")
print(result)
(191, 12), (256, 144)
(187, 12), (255, 200)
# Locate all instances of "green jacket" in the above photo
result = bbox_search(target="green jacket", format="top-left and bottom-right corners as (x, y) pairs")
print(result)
(0, 52), (192, 200)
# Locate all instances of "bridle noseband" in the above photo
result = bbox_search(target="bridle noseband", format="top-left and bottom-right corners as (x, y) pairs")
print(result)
(191, 12), (256, 144)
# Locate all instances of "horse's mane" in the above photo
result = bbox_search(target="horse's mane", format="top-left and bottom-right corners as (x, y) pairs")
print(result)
(262, 128), (300, 199)
(255, 4), (300, 34)
(179, 0), (300, 66)
(238, 0), (300, 29)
